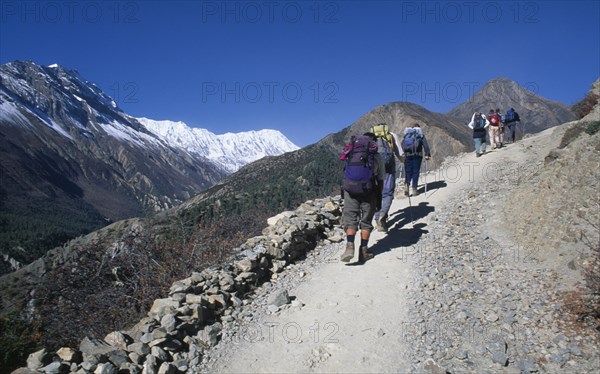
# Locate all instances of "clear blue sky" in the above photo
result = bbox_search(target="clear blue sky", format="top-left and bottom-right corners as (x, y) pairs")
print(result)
(1, 1), (599, 146)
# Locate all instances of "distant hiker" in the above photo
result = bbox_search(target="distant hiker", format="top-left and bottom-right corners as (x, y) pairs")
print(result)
(399, 123), (431, 197)
(504, 107), (521, 143)
(488, 109), (503, 149)
(469, 112), (489, 157)
(370, 123), (401, 233)
(339, 132), (385, 263)
(496, 108), (505, 145)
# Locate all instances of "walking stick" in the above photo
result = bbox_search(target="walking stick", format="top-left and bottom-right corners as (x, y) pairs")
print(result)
(424, 158), (428, 197)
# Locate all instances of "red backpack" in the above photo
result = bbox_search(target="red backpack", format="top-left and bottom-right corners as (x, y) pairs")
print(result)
(489, 113), (500, 126)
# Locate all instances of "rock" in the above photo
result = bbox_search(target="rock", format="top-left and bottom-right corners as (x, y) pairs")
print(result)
(148, 298), (180, 319)
(94, 363), (117, 374)
(199, 322), (222, 347)
(143, 354), (158, 374)
(118, 362), (142, 374)
(491, 352), (509, 366)
(127, 342), (150, 356)
(267, 305), (279, 313)
(11, 369), (39, 374)
(80, 337), (118, 356)
(150, 346), (169, 362)
(422, 358), (446, 374)
(107, 350), (131, 368)
(485, 312), (499, 322)
(236, 272), (257, 283)
(517, 358), (538, 373)
(40, 362), (69, 374)
(172, 359), (189, 371)
(185, 294), (204, 304)
(267, 289), (290, 307)
(235, 258), (255, 273)
(207, 294), (227, 309)
(105, 331), (131, 349)
(56, 347), (82, 363)
(157, 362), (176, 374)
(27, 348), (52, 370)
(160, 314), (177, 332)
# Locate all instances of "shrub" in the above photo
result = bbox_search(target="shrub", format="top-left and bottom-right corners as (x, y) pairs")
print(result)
(585, 121), (600, 136)
(0, 312), (40, 372)
(572, 92), (599, 119)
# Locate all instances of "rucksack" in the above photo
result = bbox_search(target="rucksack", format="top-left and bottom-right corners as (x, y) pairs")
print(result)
(489, 113), (500, 126)
(473, 113), (485, 130)
(505, 109), (515, 123)
(401, 128), (423, 154)
(340, 135), (377, 196)
(370, 124), (395, 172)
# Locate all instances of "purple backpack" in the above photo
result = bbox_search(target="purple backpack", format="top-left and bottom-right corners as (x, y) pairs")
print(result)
(340, 135), (377, 196)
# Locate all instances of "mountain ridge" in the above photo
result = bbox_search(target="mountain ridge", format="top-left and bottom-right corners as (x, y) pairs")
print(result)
(137, 117), (299, 173)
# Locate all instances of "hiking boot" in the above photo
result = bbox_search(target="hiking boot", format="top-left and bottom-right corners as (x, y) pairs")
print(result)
(411, 187), (419, 196)
(358, 246), (374, 262)
(375, 217), (388, 233)
(340, 242), (354, 262)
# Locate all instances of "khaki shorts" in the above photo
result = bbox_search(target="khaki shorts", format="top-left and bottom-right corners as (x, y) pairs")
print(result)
(342, 190), (376, 232)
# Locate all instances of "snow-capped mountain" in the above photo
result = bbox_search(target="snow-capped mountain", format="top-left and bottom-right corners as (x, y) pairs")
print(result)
(0, 61), (228, 267)
(137, 118), (299, 173)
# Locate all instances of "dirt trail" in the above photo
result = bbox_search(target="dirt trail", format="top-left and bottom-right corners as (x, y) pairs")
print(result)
(201, 126), (566, 373)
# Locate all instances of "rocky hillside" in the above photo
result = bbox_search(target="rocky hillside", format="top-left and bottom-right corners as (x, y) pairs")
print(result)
(0, 61), (298, 274)
(447, 77), (577, 134)
(0, 61), (228, 270)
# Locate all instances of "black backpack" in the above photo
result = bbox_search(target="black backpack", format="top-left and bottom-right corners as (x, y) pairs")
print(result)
(473, 113), (485, 130)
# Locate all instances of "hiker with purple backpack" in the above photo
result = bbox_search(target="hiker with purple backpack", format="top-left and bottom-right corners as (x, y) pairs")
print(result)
(339, 132), (385, 263)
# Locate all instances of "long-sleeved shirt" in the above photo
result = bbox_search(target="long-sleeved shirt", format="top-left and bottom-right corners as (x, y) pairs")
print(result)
(398, 129), (431, 157)
(468, 112), (489, 139)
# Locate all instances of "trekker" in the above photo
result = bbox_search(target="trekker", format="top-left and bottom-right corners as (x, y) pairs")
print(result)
(339, 132), (385, 263)
(496, 108), (505, 146)
(370, 123), (401, 233)
(504, 107), (521, 143)
(469, 112), (489, 157)
(488, 109), (503, 149)
(399, 123), (431, 197)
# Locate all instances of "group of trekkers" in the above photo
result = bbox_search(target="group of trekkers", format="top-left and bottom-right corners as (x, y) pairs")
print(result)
(339, 108), (521, 263)
(339, 122), (430, 263)
(469, 107), (521, 157)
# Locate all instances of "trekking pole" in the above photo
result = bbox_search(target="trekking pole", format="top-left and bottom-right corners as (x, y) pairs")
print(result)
(424, 158), (428, 197)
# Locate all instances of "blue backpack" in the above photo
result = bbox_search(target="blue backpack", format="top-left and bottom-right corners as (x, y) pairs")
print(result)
(505, 109), (520, 123)
(505, 109), (513, 122)
(340, 135), (377, 196)
(401, 128), (423, 154)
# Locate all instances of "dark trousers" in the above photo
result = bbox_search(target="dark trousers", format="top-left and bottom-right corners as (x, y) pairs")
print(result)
(404, 155), (423, 188)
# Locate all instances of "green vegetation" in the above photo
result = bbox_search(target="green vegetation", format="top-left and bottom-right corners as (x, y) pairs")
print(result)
(0, 196), (107, 272)
(585, 120), (600, 136)
(175, 143), (343, 237)
(0, 311), (39, 372)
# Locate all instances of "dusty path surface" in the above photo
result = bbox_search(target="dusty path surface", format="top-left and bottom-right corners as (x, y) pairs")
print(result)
(199, 125), (599, 373)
